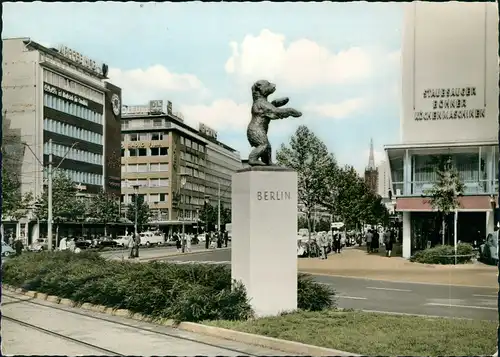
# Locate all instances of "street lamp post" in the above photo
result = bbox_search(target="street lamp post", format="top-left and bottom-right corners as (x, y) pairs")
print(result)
(217, 181), (221, 233)
(132, 185), (140, 235)
(204, 195), (210, 249)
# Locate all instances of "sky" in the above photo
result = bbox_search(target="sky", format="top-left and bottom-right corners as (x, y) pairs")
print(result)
(3, 2), (404, 173)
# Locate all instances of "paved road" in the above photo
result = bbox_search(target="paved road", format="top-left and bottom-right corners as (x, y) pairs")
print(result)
(99, 244), (220, 261)
(2, 292), (290, 356)
(161, 249), (498, 321)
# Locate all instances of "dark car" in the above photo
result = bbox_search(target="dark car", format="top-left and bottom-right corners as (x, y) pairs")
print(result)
(74, 238), (92, 250)
(97, 236), (118, 249)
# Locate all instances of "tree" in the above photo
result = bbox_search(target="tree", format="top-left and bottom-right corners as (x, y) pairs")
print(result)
(125, 195), (151, 232)
(88, 189), (120, 236)
(322, 165), (389, 230)
(34, 171), (86, 242)
(425, 157), (465, 245)
(323, 165), (366, 230)
(276, 125), (337, 245)
(198, 203), (231, 231)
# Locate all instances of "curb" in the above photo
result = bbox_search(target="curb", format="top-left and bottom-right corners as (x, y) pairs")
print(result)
(2, 284), (357, 357)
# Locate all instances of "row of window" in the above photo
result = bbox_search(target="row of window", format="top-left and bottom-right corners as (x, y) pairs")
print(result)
(122, 132), (167, 142)
(180, 166), (205, 180)
(122, 178), (169, 188)
(44, 69), (104, 104)
(44, 93), (103, 125)
(121, 163), (169, 173)
(121, 147), (168, 157)
(43, 168), (103, 186)
(180, 137), (204, 152)
(122, 118), (165, 130)
(122, 193), (168, 204)
(180, 151), (205, 166)
(44, 142), (103, 166)
(44, 119), (103, 145)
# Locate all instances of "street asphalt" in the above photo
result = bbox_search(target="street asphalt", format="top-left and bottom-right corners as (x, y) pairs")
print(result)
(159, 248), (498, 321)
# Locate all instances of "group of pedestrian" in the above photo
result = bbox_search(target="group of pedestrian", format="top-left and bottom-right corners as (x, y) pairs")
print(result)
(128, 233), (141, 259)
(365, 228), (396, 257)
(316, 228), (347, 260)
(205, 231), (229, 250)
(172, 232), (192, 253)
(59, 237), (79, 253)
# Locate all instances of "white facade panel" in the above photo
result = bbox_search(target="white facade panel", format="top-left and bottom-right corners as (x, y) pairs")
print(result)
(401, 2), (499, 144)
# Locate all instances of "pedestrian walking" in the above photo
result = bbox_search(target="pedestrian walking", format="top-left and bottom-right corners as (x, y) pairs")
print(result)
(340, 231), (346, 252)
(14, 238), (24, 256)
(59, 237), (68, 251)
(385, 229), (395, 257)
(175, 235), (182, 252)
(186, 234), (192, 252)
(319, 233), (329, 259)
(217, 231), (222, 248)
(365, 229), (373, 253)
(205, 231), (211, 249)
(224, 231), (229, 247)
(181, 233), (186, 253)
(372, 229), (380, 253)
(128, 235), (135, 259)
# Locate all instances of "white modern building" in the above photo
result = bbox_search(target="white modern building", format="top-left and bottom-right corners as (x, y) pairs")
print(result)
(2, 38), (122, 242)
(384, 2), (499, 258)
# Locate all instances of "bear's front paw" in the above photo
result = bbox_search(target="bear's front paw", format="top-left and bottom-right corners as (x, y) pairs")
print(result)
(289, 109), (302, 117)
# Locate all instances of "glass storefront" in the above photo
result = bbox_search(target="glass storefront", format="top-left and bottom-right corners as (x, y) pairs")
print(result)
(410, 211), (486, 255)
(389, 145), (498, 197)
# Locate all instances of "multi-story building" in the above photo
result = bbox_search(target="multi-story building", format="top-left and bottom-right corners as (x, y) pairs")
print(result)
(384, 2), (499, 258)
(364, 138), (379, 193)
(2, 38), (122, 241)
(120, 100), (241, 232)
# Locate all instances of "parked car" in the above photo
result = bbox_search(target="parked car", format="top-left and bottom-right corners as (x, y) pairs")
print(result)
(114, 235), (130, 247)
(479, 231), (498, 265)
(139, 231), (165, 247)
(2, 241), (16, 257)
(96, 236), (118, 249)
(74, 238), (92, 250)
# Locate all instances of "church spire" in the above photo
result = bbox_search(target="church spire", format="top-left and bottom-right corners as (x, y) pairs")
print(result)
(367, 138), (375, 170)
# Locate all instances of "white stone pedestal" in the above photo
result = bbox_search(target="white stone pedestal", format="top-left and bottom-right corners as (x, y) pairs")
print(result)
(231, 166), (298, 317)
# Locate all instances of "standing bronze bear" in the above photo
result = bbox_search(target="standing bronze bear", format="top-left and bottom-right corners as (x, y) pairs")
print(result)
(246, 80), (302, 166)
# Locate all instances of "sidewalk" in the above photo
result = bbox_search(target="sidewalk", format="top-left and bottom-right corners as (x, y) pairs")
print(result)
(298, 247), (497, 287)
(1, 292), (288, 356)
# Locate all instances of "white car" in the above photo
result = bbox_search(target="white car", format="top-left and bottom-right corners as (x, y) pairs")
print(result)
(2, 241), (16, 257)
(113, 235), (130, 247)
(196, 233), (207, 243)
(139, 231), (165, 247)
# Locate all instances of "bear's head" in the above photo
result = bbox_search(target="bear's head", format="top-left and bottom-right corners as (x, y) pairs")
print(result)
(251, 80), (276, 100)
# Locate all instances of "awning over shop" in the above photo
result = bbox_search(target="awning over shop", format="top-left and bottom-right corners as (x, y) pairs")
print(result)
(396, 195), (496, 212)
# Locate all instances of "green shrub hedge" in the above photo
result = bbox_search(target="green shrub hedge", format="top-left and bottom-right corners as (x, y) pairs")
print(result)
(2, 251), (335, 322)
(410, 243), (473, 264)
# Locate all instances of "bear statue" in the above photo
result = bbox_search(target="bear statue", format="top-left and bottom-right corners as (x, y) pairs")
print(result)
(246, 80), (302, 166)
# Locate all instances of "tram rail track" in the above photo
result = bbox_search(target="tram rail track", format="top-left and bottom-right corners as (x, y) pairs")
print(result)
(3, 315), (125, 356)
(2, 292), (261, 356)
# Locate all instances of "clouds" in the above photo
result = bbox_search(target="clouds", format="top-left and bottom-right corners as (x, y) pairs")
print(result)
(305, 98), (367, 119)
(225, 29), (376, 89)
(179, 99), (250, 131)
(108, 65), (206, 104)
